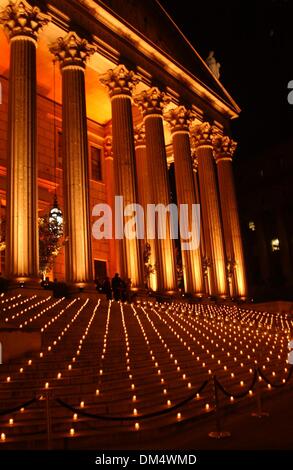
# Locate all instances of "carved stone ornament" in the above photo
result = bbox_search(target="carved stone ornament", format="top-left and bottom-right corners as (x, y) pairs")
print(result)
(0, 0), (50, 41)
(49, 31), (95, 70)
(99, 64), (139, 97)
(164, 105), (195, 132)
(192, 121), (219, 147)
(134, 87), (170, 117)
(214, 135), (237, 158)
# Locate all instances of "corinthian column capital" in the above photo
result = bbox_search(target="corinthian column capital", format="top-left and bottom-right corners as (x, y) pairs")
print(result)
(192, 122), (219, 148)
(164, 105), (195, 133)
(134, 123), (146, 148)
(214, 135), (237, 162)
(0, 0), (50, 42)
(49, 31), (95, 70)
(99, 64), (139, 98)
(134, 87), (170, 118)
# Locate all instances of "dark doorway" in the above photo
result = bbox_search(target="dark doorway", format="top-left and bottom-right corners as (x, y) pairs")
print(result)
(94, 260), (107, 281)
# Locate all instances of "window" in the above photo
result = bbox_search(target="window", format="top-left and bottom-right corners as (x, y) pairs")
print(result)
(248, 221), (256, 231)
(91, 146), (102, 182)
(271, 238), (280, 252)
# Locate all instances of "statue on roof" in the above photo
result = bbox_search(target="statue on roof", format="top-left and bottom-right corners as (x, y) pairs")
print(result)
(206, 50), (221, 80)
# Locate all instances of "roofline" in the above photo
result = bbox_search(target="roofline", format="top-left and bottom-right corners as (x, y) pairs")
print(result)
(73, 0), (240, 118)
(156, 0), (241, 114)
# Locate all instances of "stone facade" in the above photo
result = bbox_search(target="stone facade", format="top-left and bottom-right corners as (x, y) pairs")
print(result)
(0, 0), (247, 298)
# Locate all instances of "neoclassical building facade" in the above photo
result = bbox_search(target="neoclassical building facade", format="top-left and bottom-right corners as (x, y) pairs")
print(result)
(0, 0), (247, 298)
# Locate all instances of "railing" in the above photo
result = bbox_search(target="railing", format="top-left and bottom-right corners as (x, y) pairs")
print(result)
(0, 365), (292, 448)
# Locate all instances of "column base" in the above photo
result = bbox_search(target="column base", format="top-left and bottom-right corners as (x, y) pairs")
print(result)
(218, 294), (230, 300)
(180, 292), (205, 300)
(68, 281), (96, 293)
(8, 276), (42, 289)
(192, 292), (206, 299)
(205, 294), (230, 302)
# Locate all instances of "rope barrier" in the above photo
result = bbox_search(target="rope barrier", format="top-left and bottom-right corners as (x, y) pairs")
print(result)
(1, 366), (290, 421)
(0, 365), (293, 421)
(0, 368), (292, 428)
(215, 369), (258, 399)
(257, 365), (293, 388)
(55, 379), (210, 421)
(0, 397), (37, 417)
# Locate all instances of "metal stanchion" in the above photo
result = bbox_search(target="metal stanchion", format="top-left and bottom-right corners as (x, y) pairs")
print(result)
(44, 388), (53, 450)
(251, 371), (269, 418)
(208, 376), (231, 439)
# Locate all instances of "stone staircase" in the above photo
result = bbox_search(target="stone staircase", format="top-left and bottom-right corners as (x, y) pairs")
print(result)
(0, 292), (292, 449)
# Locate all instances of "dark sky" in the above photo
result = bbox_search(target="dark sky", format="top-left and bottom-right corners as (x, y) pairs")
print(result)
(160, 0), (293, 162)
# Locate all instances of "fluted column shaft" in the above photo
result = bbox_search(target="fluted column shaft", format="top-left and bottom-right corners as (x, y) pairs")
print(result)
(6, 37), (38, 279)
(193, 123), (228, 297)
(62, 67), (92, 283)
(134, 137), (149, 214)
(216, 160), (234, 297)
(111, 96), (142, 286)
(104, 136), (117, 277)
(134, 126), (157, 290)
(134, 88), (177, 291)
(171, 130), (204, 294)
(216, 159), (247, 297)
(99, 65), (143, 287)
(50, 32), (95, 284)
(192, 160), (211, 294)
(1, 1), (50, 280)
(196, 146), (228, 296)
(215, 136), (247, 299)
(192, 162), (201, 206)
(144, 114), (177, 291)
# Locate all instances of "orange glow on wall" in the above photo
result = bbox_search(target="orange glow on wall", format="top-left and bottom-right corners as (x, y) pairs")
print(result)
(0, 29), (9, 76)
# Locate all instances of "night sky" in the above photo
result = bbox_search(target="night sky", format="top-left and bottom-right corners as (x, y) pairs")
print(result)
(160, 0), (293, 162)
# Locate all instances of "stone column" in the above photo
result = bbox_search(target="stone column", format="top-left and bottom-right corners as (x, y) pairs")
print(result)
(191, 155), (210, 295)
(164, 106), (204, 295)
(134, 87), (177, 292)
(191, 155), (201, 207)
(134, 124), (148, 215)
(214, 135), (248, 299)
(192, 122), (228, 297)
(104, 135), (118, 277)
(50, 32), (94, 285)
(0, 0), (50, 281)
(99, 65), (142, 288)
(134, 123), (157, 290)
